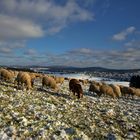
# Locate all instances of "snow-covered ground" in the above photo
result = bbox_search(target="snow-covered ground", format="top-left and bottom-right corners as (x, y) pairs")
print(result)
(49, 73), (129, 87)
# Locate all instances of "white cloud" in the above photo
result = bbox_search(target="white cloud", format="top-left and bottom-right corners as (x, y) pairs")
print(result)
(112, 26), (136, 41)
(0, 0), (94, 38)
(0, 15), (44, 39)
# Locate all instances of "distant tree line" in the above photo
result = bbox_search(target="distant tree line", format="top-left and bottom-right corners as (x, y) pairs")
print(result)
(129, 75), (140, 88)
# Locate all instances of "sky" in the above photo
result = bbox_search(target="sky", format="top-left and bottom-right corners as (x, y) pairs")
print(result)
(0, 0), (140, 69)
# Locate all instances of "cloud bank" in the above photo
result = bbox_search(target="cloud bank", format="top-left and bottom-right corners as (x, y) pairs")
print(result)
(0, 0), (94, 39)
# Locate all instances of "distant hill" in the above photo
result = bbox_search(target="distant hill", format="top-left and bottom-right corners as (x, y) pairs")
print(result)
(41, 66), (140, 73)
(2, 65), (140, 73)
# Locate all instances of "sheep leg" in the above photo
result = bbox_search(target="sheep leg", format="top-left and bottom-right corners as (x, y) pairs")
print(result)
(42, 83), (44, 89)
(77, 93), (80, 99)
(80, 93), (83, 98)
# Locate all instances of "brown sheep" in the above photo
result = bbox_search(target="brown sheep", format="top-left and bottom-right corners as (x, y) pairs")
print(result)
(69, 79), (80, 91)
(15, 72), (32, 90)
(79, 79), (88, 85)
(29, 72), (42, 87)
(119, 85), (140, 98)
(42, 76), (58, 91)
(119, 85), (134, 99)
(84, 79), (89, 85)
(54, 76), (65, 84)
(15, 71), (24, 86)
(0, 69), (15, 82)
(100, 83), (116, 98)
(13, 71), (19, 77)
(89, 82), (102, 97)
(79, 79), (84, 84)
(132, 88), (140, 97)
(110, 84), (121, 98)
(69, 79), (83, 99)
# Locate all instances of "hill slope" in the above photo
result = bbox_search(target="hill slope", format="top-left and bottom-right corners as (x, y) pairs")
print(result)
(0, 81), (140, 139)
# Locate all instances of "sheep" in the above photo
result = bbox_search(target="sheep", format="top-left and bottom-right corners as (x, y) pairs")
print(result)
(42, 76), (58, 91)
(69, 79), (83, 99)
(79, 79), (88, 85)
(100, 83), (116, 98)
(15, 72), (24, 86)
(119, 85), (134, 99)
(15, 72), (32, 90)
(54, 76), (65, 84)
(28, 72), (42, 87)
(89, 81), (102, 96)
(13, 71), (19, 77)
(79, 79), (84, 84)
(132, 88), (140, 97)
(0, 69), (15, 83)
(109, 84), (121, 98)
(69, 79), (80, 91)
(84, 79), (89, 85)
(120, 86), (140, 98)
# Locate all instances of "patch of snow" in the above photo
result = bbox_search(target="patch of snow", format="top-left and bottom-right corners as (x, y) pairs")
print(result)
(50, 73), (129, 87)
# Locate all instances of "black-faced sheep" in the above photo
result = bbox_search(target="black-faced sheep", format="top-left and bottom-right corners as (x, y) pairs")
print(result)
(69, 79), (83, 99)
(42, 76), (58, 91)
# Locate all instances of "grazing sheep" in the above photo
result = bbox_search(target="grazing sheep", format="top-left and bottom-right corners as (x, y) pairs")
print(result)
(79, 79), (84, 84)
(42, 76), (58, 91)
(84, 79), (89, 85)
(15, 72), (32, 90)
(69, 79), (83, 99)
(69, 79), (80, 91)
(13, 71), (19, 77)
(79, 79), (88, 85)
(29, 72), (41, 87)
(132, 88), (140, 97)
(91, 81), (103, 86)
(15, 72), (24, 86)
(29, 73), (36, 87)
(110, 84), (121, 98)
(54, 76), (65, 84)
(0, 69), (15, 82)
(119, 85), (134, 98)
(89, 82), (102, 96)
(100, 83), (116, 98)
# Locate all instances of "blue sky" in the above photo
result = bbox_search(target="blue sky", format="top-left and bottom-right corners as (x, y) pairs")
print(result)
(0, 0), (140, 69)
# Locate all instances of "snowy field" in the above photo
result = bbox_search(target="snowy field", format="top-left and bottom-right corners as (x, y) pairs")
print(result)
(47, 73), (129, 87)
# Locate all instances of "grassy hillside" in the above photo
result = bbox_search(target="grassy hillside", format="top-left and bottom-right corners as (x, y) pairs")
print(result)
(0, 80), (140, 139)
